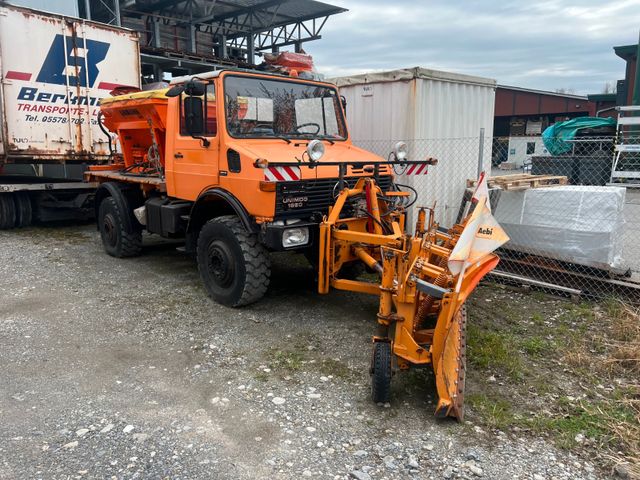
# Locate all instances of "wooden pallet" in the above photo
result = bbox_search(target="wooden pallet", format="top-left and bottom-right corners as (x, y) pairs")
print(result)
(467, 174), (568, 191)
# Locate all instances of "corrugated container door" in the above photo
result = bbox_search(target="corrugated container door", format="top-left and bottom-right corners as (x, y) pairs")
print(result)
(0, 5), (140, 162)
(0, 8), (80, 157)
(70, 19), (140, 158)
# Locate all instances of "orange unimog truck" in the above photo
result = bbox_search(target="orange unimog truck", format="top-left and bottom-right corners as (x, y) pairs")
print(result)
(91, 68), (505, 420)
(89, 69), (402, 307)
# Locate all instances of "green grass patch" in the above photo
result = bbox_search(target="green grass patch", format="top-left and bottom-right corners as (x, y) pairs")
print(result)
(520, 336), (553, 357)
(531, 312), (545, 326)
(467, 324), (525, 380)
(526, 400), (636, 450)
(467, 393), (515, 430)
(561, 302), (596, 323)
(319, 358), (355, 379)
(466, 287), (639, 474)
(266, 348), (305, 372)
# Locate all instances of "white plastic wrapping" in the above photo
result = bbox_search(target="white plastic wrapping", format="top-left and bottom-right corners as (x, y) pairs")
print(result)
(494, 186), (627, 273)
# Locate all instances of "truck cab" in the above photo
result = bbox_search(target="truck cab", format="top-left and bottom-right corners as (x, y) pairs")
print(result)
(90, 69), (396, 307)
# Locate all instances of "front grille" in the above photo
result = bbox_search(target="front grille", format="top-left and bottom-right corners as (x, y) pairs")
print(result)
(275, 175), (393, 218)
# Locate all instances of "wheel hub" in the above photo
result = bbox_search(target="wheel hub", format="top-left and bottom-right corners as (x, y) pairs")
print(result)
(208, 240), (235, 287)
(103, 214), (117, 246)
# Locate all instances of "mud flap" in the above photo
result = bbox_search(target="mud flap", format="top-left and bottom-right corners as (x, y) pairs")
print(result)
(434, 305), (467, 421)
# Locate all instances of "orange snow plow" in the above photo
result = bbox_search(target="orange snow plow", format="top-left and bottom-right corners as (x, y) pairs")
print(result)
(315, 170), (508, 420)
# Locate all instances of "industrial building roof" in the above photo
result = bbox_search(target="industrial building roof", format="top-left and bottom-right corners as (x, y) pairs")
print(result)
(497, 85), (587, 100)
(614, 44), (638, 61)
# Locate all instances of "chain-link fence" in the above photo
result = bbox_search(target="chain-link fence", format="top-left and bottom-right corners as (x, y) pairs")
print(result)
(355, 133), (640, 302)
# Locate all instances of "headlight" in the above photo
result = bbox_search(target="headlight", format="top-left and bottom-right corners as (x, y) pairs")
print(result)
(393, 141), (408, 161)
(307, 139), (325, 162)
(282, 227), (309, 248)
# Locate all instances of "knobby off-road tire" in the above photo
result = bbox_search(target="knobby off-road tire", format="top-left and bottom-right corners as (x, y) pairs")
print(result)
(197, 215), (270, 307)
(371, 341), (392, 404)
(0, 193), (16, 229)
(98, 196), (142, 258)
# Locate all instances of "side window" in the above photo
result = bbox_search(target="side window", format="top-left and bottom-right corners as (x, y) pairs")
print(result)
(180, 83), (217, 136)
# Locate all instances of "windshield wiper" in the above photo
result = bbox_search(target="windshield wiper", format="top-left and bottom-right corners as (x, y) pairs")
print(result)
(274, 135), (292, 144)
(230, 132), (291, 144)
(317, 136), (336, 145)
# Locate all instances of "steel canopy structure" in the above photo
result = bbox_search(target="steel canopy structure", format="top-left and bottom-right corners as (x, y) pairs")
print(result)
(80, 0), (346, 83)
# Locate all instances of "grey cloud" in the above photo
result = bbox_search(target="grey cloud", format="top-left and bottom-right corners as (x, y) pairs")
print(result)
(306, 0), (639, 94)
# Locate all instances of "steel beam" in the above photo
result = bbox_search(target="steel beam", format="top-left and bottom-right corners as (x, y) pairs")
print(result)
(193, 0), (287, 24)
(189, 23), (197, 52)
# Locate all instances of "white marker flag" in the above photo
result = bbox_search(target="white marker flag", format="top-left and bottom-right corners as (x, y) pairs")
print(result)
(448, 197), (509, 279)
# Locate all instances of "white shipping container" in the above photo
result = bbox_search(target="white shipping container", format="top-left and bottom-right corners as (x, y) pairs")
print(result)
(332, 67), (496, 226)
(0, 3), (140, 162)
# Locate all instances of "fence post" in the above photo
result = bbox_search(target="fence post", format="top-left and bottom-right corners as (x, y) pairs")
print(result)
(477, 127), (485, 177)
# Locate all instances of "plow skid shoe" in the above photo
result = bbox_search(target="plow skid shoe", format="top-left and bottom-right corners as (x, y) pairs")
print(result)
(434, 306), (467, 421)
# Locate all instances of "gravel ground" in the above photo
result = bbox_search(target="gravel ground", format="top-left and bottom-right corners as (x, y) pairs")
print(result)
(0, 224), (603, 480)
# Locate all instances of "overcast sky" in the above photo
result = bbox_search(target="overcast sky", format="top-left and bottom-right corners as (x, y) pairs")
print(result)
(304, 0), (640, 95)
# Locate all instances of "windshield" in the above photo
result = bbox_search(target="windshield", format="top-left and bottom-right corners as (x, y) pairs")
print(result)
(224, 75), (347, 140)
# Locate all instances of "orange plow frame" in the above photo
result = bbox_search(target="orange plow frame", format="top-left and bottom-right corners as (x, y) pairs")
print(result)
(317, 176), (499, 420)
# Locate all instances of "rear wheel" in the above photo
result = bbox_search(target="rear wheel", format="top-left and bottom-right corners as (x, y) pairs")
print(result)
(98, 196), (142, 257)
(197, 215), (270, 307)
(0, 194), (16, 229)
(371, 341), (392, 403)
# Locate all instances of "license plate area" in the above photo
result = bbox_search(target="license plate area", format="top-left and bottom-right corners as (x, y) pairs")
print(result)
(279, 182), (309, 211)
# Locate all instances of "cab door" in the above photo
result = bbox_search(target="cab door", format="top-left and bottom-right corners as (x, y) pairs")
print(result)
(169, 82), (219, 201)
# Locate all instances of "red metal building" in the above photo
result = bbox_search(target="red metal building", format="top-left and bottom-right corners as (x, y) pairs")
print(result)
(494, 85), (590, 137)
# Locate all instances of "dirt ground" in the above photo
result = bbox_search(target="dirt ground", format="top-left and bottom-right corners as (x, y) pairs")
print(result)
(0, 224), (628, 480)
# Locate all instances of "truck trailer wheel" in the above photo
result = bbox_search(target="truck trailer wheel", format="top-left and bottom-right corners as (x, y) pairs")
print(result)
(98, 196), (142, 257)
(0, 194), (16, 229)
(13, 192), (32, 228)
(197, 215), (270, 307)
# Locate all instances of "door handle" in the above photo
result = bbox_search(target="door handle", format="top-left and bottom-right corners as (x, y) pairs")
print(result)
(174, 152), (183, 158)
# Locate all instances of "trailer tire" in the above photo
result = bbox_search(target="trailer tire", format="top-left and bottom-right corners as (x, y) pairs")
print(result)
(371, 341), (392, 404)
(0, 194), (17, 229)
(13, 192), (32, 228)
(98, 196), (142, 258)
(197, 215), (270, 307)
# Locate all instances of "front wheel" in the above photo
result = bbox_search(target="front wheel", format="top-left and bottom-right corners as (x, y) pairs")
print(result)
(197, 216), (270, 307)
(371, 341), (392, 403)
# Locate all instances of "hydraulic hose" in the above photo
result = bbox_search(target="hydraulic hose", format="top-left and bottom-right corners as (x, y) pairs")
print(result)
(97, 111), (114, 156)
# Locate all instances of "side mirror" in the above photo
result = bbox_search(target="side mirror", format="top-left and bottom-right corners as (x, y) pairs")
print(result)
(184, 79), (206, 96)
(165, 85), (184, 97)
(184, 96), (204, 135)
(340, 95), (347, 111)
